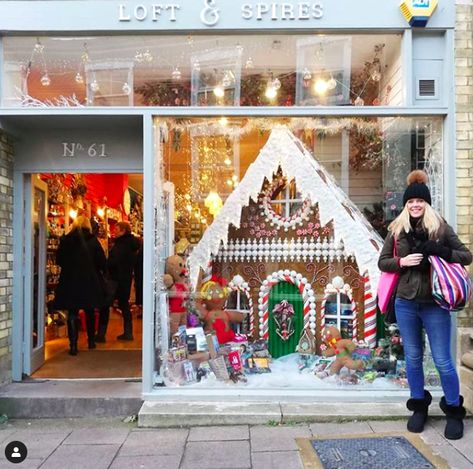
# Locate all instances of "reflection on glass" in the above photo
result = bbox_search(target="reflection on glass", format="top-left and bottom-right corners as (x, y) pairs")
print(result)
(154, 116), (443, 389)
(3, 34), (402, 107)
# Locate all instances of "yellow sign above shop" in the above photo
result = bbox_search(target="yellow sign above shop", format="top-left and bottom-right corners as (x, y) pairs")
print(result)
(400, 0), (438, 27)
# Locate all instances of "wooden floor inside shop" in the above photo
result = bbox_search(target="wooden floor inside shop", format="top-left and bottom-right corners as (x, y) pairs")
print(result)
(32, 307), (142, 379)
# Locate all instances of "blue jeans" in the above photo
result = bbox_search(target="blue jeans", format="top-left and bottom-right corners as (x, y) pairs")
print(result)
(395, 298), (460, 406)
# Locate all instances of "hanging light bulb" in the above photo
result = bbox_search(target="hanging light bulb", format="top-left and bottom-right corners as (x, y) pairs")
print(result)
(40, 73), (51, 87)
(75, 72), (84, 84)
(90, 79), (100, 92)
(313, 78), (328, 95)
(272, 77), (281, 90)
(34, 39), (44, 53)
(97, 207), (105, 218)
(354, 96), (365, 106)
(224, 157), (231, 165)
(213, 85), (225, 98)
(232, 175), (238, 182)
(122, 82), (132, 95)
(265, 84), (277, 100)
(245, 57), (254, 69)
(371, 69), (382, 82)
(302, 67), (312, 81)
(143, 50), (153, 63)
(222, 71), (233, 87)
(171, 67), (181, 80)
(204, 191), (223, 216)
(327, 75), (337, 90)
(219, 117), (228, 126)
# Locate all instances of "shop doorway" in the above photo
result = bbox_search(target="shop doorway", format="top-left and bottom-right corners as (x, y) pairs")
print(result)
(25, 172), (144, 379)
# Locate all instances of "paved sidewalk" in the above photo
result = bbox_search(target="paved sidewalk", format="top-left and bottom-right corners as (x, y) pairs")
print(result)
(0, 417), (471, 468)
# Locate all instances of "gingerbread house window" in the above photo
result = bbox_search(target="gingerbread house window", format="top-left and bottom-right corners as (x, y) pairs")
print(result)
(324, 292), (355, 339)
(268, 178), (303, 219)
(225, 290), (250, 334)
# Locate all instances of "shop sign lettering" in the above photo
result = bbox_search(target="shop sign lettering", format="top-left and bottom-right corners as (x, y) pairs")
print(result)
(118, 1), (324, 25)
(62, 143), (109, 158)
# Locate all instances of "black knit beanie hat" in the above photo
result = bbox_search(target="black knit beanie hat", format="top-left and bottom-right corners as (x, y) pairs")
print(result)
(403, 170), (431, 206)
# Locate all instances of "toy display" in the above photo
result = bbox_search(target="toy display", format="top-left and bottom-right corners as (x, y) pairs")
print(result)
(164, 254), (190, 336)
(321, 326), (365, 375)
(160, 128), (413, 390)
(200, 276), (246, 345)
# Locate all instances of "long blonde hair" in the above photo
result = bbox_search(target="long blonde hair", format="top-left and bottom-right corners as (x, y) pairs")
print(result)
(389, 203), (443, 238)
(70, 215), (92, 233)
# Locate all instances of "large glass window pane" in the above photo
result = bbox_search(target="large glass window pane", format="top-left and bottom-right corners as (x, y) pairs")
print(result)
(3, 34), (402, 107)
(153, 116), (443, 389)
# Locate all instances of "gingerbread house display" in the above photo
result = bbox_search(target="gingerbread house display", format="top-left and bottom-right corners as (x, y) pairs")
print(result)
(189, 126), (383, 358)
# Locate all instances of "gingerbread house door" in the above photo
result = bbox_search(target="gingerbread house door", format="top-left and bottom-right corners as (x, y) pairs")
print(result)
(268, 282), (304, 358)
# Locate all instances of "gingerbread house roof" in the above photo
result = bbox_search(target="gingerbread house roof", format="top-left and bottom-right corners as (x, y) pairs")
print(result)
(189, 126), (383, 291)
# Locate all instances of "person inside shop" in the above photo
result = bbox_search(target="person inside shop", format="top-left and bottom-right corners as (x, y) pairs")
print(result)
(378, 170), (472, 440)
(54, 215), (107, 355)
(108, 221), (140, 341)
(133, 238), (143, 320)
(90, 217), (114, 343)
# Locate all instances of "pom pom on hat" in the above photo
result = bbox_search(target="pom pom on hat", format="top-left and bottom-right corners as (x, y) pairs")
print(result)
(407, 169), (428, 186)
(403, 170), (431, 206)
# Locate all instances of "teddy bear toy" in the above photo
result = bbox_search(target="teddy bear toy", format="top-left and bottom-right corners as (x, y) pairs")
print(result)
(199, 276), (246, 345)
(321, 325), (365, 375)
(163, 254), (190, 336)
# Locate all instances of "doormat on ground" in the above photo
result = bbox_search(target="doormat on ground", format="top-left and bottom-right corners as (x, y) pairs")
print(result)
(296, 433), (448, 469)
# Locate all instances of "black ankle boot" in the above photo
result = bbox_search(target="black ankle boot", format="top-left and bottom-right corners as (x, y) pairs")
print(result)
(406, 390), (432, 433)
(439, 396), (466, 440)
(69, 342), (78, 356)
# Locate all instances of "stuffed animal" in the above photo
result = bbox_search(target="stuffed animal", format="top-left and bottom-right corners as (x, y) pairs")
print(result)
(164, 254), (189, 335)
(200, 275), (246, 344)
(321, 326), (364, 375)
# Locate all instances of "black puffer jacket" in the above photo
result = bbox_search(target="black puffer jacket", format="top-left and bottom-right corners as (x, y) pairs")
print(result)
(108, 233), (140, 299)
(54, 228), (107, 310)
(378, 222), (472, 301)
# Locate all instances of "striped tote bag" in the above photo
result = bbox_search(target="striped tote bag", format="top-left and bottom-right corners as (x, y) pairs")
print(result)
(429, 255), (472, 312)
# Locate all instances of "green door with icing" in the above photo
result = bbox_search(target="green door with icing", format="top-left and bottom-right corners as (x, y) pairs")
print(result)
(268, 282), (304, 359)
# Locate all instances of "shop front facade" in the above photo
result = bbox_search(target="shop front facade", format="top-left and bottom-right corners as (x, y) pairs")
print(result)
(0, 1), (462, 401)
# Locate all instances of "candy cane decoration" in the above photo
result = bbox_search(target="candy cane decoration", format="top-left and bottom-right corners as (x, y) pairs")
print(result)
(258, 270), (316, 340)
(363, 272), (377, 348)
(228, 277), (254, 337)
(320, 282), (358, 340)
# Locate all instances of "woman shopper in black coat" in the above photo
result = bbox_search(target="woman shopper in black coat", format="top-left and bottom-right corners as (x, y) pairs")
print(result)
(55, 215), (107, 355)
(108, 221), (140, 340)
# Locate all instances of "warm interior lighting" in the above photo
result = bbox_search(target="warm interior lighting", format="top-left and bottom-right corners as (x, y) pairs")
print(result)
(69, 208), (78, 220)
(313, 78), (329, 95)
(213, 85), (225, 98)
(204, 190), (223, 216)
(265, 85), (277, 100)
(97, 207), (105, 218)
(219, 117), (228, 126)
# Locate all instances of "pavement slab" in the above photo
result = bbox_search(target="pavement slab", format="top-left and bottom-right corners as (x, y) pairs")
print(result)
(188, 425), (250, 442)
(251, 450), (303, 469)
(63, 428), (130, 445)
(431, 443), (473, 469)
(109, 454), (182, 469)
(3, 430), (69, 460)
(118, 428), (188, 456)
(250, 425), (312, 452)
(39, 444), (120, 469)
(181, 440), (251, 469)
(309, 421), (373, 437)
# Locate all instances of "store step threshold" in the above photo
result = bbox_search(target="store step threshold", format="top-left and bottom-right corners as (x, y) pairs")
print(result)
(0, 379), (142, 418)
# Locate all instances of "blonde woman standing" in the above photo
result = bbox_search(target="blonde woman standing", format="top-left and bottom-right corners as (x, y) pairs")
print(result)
(378, 170), (472, 440)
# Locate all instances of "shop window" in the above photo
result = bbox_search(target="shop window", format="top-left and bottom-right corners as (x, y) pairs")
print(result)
(2, 34), (402, 107)
(155, 116), (443, 390)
